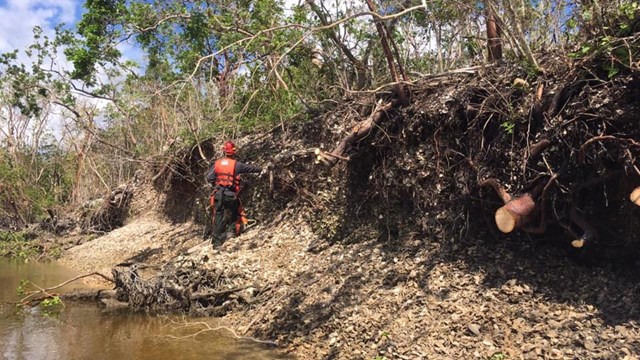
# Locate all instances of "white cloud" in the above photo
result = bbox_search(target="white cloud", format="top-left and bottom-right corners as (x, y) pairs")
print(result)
(0, 0), (79, 53)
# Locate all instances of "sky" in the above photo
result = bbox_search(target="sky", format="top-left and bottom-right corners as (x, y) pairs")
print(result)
(0, 0), (143, 68)
(0, 0), (138, 141)
(0, 0), (82, 53)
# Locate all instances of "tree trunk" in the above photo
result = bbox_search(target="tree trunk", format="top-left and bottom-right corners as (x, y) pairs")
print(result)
(364, 0), (407, 104)
(486, 4), (502, 62)
(71, 129), (95, 204)
(436, 24), (444, 71)
(305, 0), (369, 89)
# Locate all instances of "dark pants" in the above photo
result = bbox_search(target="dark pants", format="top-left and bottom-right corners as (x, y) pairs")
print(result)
(212, 190), (239, 244)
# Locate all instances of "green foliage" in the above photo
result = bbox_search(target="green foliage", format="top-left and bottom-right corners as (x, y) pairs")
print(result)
(372, 356), (388, 360)
(16, 279), (30, 296)
(41, 296), (63, 308)
(64, 0), (126, 84)
(500, 121), (516, 135)
(40, 295), (64, 318)
(489, 352), (508, 360)
(568, 1), (639, 78)
(0, 148), (73, 222)
(0, 232), (39, 260)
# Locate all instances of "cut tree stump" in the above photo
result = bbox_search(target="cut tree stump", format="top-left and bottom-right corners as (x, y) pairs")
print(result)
(630, 186), (640, 206)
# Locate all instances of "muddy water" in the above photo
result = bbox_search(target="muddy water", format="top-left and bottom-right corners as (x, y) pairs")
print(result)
(0, 259), (288, 360)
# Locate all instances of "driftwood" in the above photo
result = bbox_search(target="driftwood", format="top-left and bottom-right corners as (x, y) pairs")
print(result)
(19, 272), (114, 305)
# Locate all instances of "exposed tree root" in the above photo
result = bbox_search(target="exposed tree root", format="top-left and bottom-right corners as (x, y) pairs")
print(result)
(112, 260), (262, 315)
(320, 100), (397, 167)
(80, 184), (135, 233)
(479, 179), (512, 203)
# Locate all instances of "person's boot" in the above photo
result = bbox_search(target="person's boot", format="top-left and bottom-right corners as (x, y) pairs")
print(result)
(211, 233), (222, 247)
(225, 231), (236, 240)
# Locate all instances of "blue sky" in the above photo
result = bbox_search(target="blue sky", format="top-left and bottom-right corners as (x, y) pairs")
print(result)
(0, 0), (145, 73)
(0, 0), (84, 53)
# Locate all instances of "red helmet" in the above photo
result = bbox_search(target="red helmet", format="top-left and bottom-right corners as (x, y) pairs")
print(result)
(222, 141), (236, 156)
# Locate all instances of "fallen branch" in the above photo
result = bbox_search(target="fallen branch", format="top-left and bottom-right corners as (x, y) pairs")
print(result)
(314, 148), (350, 164)
(494, 194), (537, 233)
(481, 178), (547, 233)
(273, 148), (317, 162)
(410, 64), (497, 80)
(191, 286), (249, 301)
(20, 272), (114, 304)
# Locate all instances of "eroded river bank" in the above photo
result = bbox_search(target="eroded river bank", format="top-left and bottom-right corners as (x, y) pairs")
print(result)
(0, 258), (288, 360)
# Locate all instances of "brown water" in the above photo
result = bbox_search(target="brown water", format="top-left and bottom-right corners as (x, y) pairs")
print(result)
(0, 259), (289, 360)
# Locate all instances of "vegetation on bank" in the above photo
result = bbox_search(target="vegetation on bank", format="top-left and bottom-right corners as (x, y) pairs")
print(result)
(0, 231), (37, 260)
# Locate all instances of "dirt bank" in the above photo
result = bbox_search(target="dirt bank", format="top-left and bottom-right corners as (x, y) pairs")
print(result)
(54, 58), (640, 359)
(57, 205), (640, 359)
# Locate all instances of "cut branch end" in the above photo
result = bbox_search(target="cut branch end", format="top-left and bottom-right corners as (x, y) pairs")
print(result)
(495, 207), (517, 233)
(630, 186), (640, 206)
(571, 239), (585, 248)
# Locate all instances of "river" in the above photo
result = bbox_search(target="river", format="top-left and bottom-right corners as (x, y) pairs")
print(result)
(0, 258), (288, 360)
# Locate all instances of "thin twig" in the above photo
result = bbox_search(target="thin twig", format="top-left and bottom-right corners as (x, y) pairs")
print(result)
(166, 320), (278, 346)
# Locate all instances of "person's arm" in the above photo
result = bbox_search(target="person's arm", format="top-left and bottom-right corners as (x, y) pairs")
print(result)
(234, 161), (262, 175)
(205, 165), (216, 183)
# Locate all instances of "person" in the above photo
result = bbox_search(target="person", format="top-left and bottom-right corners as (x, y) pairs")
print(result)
(205, 141), (262, 245)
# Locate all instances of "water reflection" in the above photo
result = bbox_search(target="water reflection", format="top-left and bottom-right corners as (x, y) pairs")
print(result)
(0, 259), (288, 360)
